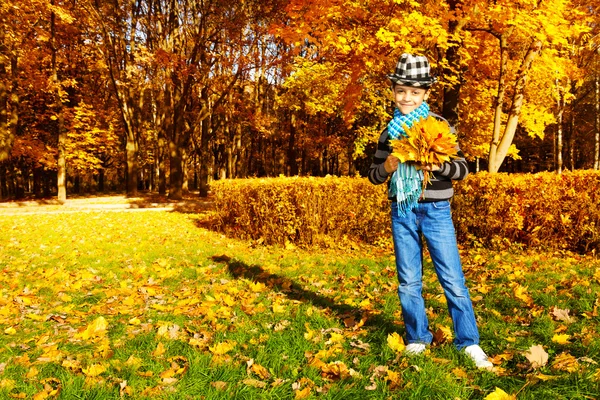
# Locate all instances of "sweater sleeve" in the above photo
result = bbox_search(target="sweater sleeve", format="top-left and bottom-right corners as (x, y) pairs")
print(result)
(368, 129), (391, 185)
(435, 150), (470, 181)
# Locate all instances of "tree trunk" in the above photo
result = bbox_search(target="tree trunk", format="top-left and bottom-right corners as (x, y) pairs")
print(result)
(51, 5), (67, 203)
(169, 137), (183, 200)
(489, 39), (542, 172)
(555, 77), (566, 174)
(0, 30), (18, 162)
(125, 128), (139, 196)
(288, 112), (298, 175)
(488, 28), (512, 173)
(441, 4), (468, 128)
(569, 113), (575, 170)
(595, 75), (599, 170)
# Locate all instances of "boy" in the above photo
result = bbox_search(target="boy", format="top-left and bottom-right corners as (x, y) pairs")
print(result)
(368, 53), (493, 369)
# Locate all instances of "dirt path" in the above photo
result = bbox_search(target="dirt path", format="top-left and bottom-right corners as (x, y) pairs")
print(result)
(0, 194), (215, 215)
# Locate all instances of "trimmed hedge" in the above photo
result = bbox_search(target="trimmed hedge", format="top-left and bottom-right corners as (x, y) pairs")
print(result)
(452, 170), (600, 253)
(210, 171), (600, 253)
(211, 176), (390, 248)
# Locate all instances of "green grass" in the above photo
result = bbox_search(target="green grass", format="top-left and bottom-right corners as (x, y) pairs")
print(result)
(0, 210), (599, 399)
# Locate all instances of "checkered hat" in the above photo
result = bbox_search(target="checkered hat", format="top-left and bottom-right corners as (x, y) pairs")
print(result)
(388, 53), (437, 87)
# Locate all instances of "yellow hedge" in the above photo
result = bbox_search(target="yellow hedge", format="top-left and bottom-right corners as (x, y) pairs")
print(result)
(452, 170), (600, 253)
(210, 171), (600, 253)
(210, 176), (390, 248)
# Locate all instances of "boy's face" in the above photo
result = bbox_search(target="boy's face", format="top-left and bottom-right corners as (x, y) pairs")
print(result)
(393, 84), (430, 115)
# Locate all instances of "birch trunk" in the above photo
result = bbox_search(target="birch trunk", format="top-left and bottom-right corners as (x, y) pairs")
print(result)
(489, 39), (542, 173)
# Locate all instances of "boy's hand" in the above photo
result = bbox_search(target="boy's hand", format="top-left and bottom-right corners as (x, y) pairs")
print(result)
(384, 155), (399, 173)
(419, 163), (440, 172)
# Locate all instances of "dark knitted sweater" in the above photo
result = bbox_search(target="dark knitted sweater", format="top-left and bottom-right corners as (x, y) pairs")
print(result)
(367, 113), (469, 202)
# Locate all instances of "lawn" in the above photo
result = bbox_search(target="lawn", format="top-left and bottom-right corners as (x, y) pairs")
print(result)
(0, 206), (599, 399)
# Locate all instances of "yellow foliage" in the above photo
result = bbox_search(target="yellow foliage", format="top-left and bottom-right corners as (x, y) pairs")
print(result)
(484, 387), (516, 400)
(390, 116), (459, 185)
(211, 176), (389, 248)
(453, 171), (600, 252)
(75, 316), (108, 341)
(386, 332), (405, 353)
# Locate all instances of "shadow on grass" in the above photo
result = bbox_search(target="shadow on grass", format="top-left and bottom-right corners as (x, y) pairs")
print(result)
(213, 255), (402, 336)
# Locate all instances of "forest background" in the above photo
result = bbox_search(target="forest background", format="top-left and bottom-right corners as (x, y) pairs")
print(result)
(0, 0), (599, 201)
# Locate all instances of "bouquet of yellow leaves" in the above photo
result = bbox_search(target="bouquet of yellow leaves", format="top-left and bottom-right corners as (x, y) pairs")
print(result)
(390, 116), (459, 186)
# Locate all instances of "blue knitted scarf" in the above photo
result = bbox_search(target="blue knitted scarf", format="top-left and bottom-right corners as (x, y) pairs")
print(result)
(387, 102), (430, 216)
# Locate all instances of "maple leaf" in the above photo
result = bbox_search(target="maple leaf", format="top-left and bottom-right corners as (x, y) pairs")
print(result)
(75, 316), (108, 341)
(390, 116), (459, 185)
(82, 363), (107, 377)
(484, 387), (517, 400)
(386, 332), (405, 353)
(294, 386), (311, 399)
(247, 359), (271, 380)
(152, 342), (166, 357)
(523, 345), (548, 369)
(551, 334), (571, 345)
(551, 352), (579, 372)
(209, 341), (236, 355)
(551, 307), (575, 323)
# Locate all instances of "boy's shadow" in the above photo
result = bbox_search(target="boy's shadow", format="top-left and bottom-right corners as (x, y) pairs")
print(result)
(213, 255), (401, 336)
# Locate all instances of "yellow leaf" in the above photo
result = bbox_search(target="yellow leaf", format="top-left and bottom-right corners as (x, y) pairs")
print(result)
(4, 327), (16, 335)
(272, 302), (286, 313)
(304, 323), (316, 341)
(250, 363), (271, 380)
(76, 316), (108, 340)
(0, 379), (16, 389)
(386, 332), (405, 353)
(58, 293), (72, 302)
(552, 352), (579, 372)
(82, 363), (107, 377)
(484, 387), (516, 400)
(551, 334), (571, 345)
(26, 366), (39, 379)
(294, 386), (311, 399)
(209, 341), (236, 355)
(128, 317), (141, 325)
(152, 342), (166, 357)
(326, 332), (345, 345)
(125, 355), (142, 368)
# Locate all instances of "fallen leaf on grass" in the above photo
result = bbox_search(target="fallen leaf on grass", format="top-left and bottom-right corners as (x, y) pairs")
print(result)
(82, 363), (106, 377)
(551, 352), (579, 372)
(33, 378), (62, 400)
(152, 342), (166, 357)
(551, 307), (575, 323)
(243, 378), (267, 388)
(551, 334), (571, 345)
(211, 381), (227, 390)
(523, 345), (548, 369)
(451, 367), (469, 378)
(209, 341), (236, 355)
(484, 387), (516, 400)
(294, 386), (311, 399)
(246, 359), (271, 380)
(387, 332), (405, 353)
(75, 316), (108, 341)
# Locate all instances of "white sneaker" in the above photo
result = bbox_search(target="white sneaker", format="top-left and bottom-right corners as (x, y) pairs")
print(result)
(464, 345), (493, 369)
(404, 343), (427, 355)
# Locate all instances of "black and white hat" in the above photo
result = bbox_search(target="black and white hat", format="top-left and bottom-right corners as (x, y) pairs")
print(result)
(388, 53), (437, 87)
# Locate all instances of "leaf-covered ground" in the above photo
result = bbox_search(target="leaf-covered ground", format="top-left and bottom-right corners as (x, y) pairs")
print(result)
(0, 202), (599, 399)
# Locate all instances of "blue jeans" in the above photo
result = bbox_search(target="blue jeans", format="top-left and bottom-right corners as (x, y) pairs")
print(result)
(391, 200), (480, 349)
